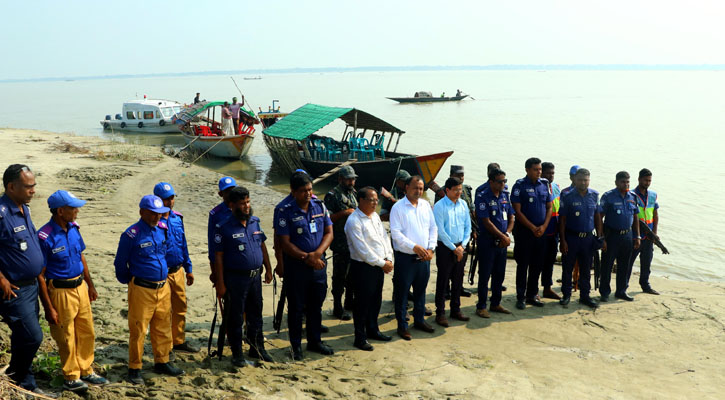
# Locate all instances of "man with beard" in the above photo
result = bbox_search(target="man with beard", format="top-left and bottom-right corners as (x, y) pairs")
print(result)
(213, 186), (274, 366)
(323, 166), (358, 320)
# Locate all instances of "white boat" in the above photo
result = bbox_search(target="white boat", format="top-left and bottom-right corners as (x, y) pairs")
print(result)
(100, 98), (183, 133)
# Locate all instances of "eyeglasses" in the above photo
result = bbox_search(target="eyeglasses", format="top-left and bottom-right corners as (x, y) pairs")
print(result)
(495, 179), (507, 184)
(364, 198), (379, 203)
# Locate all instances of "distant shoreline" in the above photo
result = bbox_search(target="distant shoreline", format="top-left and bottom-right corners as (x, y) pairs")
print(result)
(2, 64), (725, 83)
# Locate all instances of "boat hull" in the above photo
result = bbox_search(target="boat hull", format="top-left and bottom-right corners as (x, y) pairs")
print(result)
(100, 120), (181, 133)
(386, 95), (468, 103)
(182, 133), (254, 159)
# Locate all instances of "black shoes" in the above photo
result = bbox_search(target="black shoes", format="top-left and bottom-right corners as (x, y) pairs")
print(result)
(127, 368), (144, 385)
(461, 288), (473, 297)
(600, 295), (609, 302)
(559, 296), (571, 306)
(63, 379), (88, 393)
(307, 341), (334, 355)
(643, 288), (660, 295)
(249, 347), (273, 362)
(333, 301), (352, 321)
(526, 296), (544, 307)
(368, 331), (392, 341)
(320, 324), (330, 333)
(81, 373), (108, 385)
(153, 362), (184, 376)
(515, 300), (526, 310)
(615, 293), (634, 301)
(231, 354), (247, 368)
(292, 345), (303, 361)
(354, 341), (374, 351)
(579, 297), (599, 309)
(173, 341), (200, 353)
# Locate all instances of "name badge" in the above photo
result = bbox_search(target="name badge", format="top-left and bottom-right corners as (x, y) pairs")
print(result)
(140, 242), (152, 248)
(232, 233), (244, 239)
(52, 246), (66, 254)
(292, 216), (304, 222)
(238, 244), (245, 251)
(310, 221), (318, 233)
(13, 225), (26, 233)
(19, 240), (28, 251)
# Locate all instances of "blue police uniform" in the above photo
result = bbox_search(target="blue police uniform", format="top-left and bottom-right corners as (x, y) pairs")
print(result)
(510, 177), (552, 302)
(0, 194), (44, 390)
(162, 211), (192, 274)
(599, 189), (639, 297)
(114, 220), (168, 284)
(274, 198), (332, 348)
(213, 215), (267, 354)
(38, 220), (85, 279)
(208, 202), (232, 263)
(559, 188), (599, 299)
(474, 187), (514, 310)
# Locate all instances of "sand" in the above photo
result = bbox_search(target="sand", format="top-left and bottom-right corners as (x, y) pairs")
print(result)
(0, 128), (723, 399)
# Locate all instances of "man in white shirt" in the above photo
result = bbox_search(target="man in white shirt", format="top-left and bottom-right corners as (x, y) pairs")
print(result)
(390, 175), (438, 340)
(344, 187), (394, 351)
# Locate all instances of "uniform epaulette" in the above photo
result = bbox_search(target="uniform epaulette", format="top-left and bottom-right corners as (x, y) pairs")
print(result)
(70, 221), (80, 228)
(540, 177), (549, 184)
(250, 215), (260, 224)
(209, 203), (226, 216)
(590, 188), (600, 195)
(158, 221), (168, 230)
(125, 224), (140, 238)
(173, 210), (183, 218)
(0, 204), (7, 218)
(38, 224), (52, 241)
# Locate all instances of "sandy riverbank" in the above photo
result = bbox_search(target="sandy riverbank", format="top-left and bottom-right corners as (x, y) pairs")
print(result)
(1, 128), (723, 399)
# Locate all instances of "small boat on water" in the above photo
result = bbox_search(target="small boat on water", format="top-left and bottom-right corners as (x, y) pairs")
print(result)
(100, 98), (183, 133)
(174, 101), (259, 159)
(262, 103), (453, 189)
(244, 76), (262, 80)
(387, 91), (469, 103)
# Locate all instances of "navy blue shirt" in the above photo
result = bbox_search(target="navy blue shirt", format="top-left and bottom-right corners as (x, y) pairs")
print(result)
(560, 188), (599, 233)
(475, 187), (514, 239)
(274, 198), (332, 253)
(114, 220), (168, 284)
(208, 202), (232, 262)
(511, 177), (553, 226)
(0, 194), (43, 281)
(475, 181), (508, 198)
(213, 216), (267, 271)
(599, 189), (639, 231)
(38, 219), (85, 280)
(162, 210), (192, 273)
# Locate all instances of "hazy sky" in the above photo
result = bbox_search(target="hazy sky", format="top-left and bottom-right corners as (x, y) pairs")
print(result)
(2, 0), (724, 80)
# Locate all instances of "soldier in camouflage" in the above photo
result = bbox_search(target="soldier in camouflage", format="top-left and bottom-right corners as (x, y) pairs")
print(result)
(380, 170), (411, 222)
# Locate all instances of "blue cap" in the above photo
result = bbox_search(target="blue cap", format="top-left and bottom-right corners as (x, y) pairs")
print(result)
(139, 195), (170, 213)
(153, 182), (175, 199)
(294, 169), (308, 175)
(569, 165), (580, 175)
(218, 176), (237, 191)
(47, 190), (86, 209)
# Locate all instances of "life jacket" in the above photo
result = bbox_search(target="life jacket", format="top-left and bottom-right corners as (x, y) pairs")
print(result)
(549, 182), (561, 217)
(633, 188), (657, 227)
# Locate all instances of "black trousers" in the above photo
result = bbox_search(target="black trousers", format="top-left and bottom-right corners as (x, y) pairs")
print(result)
(513, 225), (546, 301)
(434, 242), (466, 315)
(541, 233), (558, 287)
(350, 260), (384, 344)
(332, 252), (354, 304)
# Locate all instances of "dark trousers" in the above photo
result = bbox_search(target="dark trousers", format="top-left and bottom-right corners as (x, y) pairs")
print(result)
(600, 230), (634, 297)
(224, 271), (263, 354)
(434, 242), (466, 315)
(561, 233), (594, 298)
(393, 251), (430, 331)
(332, 252), (354, 304)
(476, 238), (507, 309)
(350, 260), (384, 344)
(0, 282), (43, 390)
(541, 234), (558, 287)
(513, 226), (546, 301)
(286, 261), (327, 347)
(629, 239), (654, 290)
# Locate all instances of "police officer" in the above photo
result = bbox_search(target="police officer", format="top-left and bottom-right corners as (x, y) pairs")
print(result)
(559, 168), (602, 309)
(511, 157), (553, 310)
(628, 168), (660, 295)
(37, 190), (108, 393)
(324, 165), (358, 320)
(379, 169), (411, 222)
(153, 182), (198, 353)
(0, 164), (45, 393)
(208, 177), (237, 284)
(474, 168), (514, 317)
(598, 172), (641, 302)
(213, 186), (274, 366)
(114, 195), (184, 384)
(275, 173), (334, 360)
(541, 162), (562, 300)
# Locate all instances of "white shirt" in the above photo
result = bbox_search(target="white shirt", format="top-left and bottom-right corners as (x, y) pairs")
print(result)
(389, 196), (438, 254)
(344, 208), (394, 267)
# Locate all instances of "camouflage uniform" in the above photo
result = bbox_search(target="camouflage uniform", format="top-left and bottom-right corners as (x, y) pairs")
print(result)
(323, 183), (358, 308)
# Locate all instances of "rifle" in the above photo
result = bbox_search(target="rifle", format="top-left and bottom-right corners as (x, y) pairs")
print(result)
(207, 294), (218, 357)
(468, 239), (478, 286)
(215, 293), (229, 359)
(274, 279), (286, 333)
(639, 220), (669, 254)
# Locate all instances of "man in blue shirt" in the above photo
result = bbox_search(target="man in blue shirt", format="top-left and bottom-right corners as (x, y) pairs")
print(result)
(474, 168), (514, 317)
(37, 190), (107, 393)
(275, 173), (333, 361)
(558, 168), (603, 309)
(510, 157), (553, 310)
(0, 164), (45, 393)
(598, 172), (641, 302)
(114, 195), (184, 384)
(213, 186), (274, 366)
(153, 182), (198, 353)
(208, 177), (237, 282)
(433, 177), (471, 326)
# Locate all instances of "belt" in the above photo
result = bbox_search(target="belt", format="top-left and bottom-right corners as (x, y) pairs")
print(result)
(133, 277), (166, 289)
(606, 227), (631, 235)
(167, 264), (183, 274)
(11, 278), (36, 287)
(49, 276), (83, 289)
(227, 267), (263, 278)
(566, 229), (592, 238)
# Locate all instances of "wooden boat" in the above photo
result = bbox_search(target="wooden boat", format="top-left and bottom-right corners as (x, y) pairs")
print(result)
(387, 91), (468, 103)
(174, 101), (259, 159)
(262, 103), (453, 189)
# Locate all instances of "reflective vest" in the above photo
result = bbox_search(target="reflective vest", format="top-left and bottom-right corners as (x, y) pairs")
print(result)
(633, 188), (657, 227)
(550, 182), (561, 217)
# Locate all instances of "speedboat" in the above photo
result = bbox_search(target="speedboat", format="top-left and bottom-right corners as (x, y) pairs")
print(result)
(100, 98), (183, 133)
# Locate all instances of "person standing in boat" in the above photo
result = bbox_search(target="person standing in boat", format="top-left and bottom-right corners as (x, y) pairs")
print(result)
(193, 93), (200, 104)
(221, 102), (234, 136)
(229, 96), (245, 135)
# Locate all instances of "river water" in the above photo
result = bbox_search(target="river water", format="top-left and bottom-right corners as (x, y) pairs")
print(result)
(1, 70), (723, 281)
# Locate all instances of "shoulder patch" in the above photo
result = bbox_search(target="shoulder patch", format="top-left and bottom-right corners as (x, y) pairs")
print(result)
(158, 221), (168, 230)
(125, 225), (139, 238)
(38, 225), (52, 241)
(173, 210), (183, 218)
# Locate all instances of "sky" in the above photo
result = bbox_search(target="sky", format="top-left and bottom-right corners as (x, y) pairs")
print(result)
(1, 0), (724, 80)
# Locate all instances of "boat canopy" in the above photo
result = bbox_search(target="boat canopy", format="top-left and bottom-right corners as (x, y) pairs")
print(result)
(174, 101), (258, 125)
(263, 103), (404, 141)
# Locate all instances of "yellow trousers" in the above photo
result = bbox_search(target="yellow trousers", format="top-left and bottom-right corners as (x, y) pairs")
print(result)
(167, 268), (188, 346)
(49, 279), (96, 380)
(127, 279), (172, 369)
